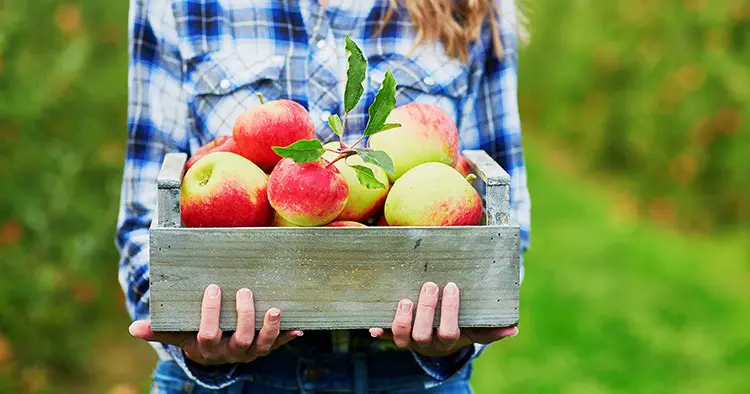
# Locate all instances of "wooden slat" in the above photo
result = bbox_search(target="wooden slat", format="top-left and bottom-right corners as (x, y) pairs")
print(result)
(463, 150), (512, 226)
(150, 226), (520, 331)
(156, 153), (186, 228)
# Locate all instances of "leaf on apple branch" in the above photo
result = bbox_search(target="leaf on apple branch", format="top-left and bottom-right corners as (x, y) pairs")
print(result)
(350, 165), (386, 189)
(357, 150), (395, 176)
(364, 69), (397, 136)
(344, 35), (367, 114)
(328, 114), (343, 138)
(272, 139), (325, 164)
(378, 123), (401, 132)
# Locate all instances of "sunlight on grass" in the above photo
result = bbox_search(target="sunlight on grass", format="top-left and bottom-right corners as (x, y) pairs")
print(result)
(471, 139), (750, 393)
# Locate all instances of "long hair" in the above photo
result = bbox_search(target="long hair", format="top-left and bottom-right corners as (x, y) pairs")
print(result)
(376, 0), (528, 61)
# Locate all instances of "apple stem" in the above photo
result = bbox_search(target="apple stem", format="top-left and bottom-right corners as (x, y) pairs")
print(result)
(256, 92), (266, 105)
(326, 150), (355, 168)
(340, 112), (349, 148)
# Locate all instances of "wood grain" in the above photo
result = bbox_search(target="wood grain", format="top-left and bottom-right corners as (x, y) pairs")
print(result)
(155, 153), (186, 228)
(463, 150), (512, 226)
(150, 226), (520, 331)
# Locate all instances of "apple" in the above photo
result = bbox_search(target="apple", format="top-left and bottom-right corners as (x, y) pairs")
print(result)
(271, 212), (298, 227)
(454, 154), (472, 178)
(326, 221), (366, 227)
(368, 103), (460, 181)
(322, 142), (390, 222)
(267, 158), (349, 227)
(384, 162), (482, 226)
(233, 99), (316, 172)
(181, 152), (272, 227)
(186, 135), (238, 170)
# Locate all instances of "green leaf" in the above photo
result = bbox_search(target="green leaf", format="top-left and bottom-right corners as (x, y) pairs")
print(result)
(357, 150), (395, 176)
(272, 139), (325, 164)
(364, 69), (397, 136)
(328, 114), (343, 137)
(379, 123), (401, 132)
(344, 36), (366, 113)
(350, 165), (386, 189)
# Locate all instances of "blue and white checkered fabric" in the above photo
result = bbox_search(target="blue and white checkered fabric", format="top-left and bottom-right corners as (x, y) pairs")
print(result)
(118, 0), (530, 389)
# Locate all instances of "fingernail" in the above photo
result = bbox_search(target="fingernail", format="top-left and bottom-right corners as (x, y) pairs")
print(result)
(206, 284), (220, 298)
(237, 288), (252, 303)
(445, 282), (457, 296)
(508, 327), (519, 337)
(424, 282), (438, 296)
(269, 308), (281, 322)
(399, 299), (412, 314)
(295, 330), (304, 337)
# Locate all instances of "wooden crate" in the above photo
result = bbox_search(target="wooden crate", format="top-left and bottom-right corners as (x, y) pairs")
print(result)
(149, 150), (520, 331)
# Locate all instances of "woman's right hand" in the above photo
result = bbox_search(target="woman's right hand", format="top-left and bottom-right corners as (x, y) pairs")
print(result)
(128, 284), (303, 365)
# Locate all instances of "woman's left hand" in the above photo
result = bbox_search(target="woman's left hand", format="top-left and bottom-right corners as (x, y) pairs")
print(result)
(369, 282), (518, 357)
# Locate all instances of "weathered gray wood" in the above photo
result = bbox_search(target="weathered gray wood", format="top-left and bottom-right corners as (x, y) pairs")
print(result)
(463, 150), (512, 226)
(150, 226), (520, 331)
(156, 153), (186, 228)
(157, 153), (188, 189)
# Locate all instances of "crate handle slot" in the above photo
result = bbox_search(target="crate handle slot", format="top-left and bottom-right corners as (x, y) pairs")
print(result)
(461, 150), (512, 226)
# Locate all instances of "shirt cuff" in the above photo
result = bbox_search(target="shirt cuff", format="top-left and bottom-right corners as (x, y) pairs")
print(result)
(410, 343), (483, 387)
(163, 344), (240, 390)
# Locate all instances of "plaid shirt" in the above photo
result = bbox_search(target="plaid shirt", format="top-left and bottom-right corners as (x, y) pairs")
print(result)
(118, 0), (530, 390)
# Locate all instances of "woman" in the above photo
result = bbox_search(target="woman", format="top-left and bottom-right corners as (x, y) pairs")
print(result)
(118, 0), (531, 392)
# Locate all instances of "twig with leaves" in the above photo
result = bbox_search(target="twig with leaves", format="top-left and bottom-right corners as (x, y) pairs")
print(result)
(272, 36), (399, 189)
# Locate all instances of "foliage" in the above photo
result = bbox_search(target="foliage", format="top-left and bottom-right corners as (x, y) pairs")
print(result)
(517, 0), (750, 231)
(0, 0), (134, 391)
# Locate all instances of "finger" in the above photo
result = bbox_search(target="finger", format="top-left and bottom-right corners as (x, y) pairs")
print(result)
(228, 288), (255, 356)
(271, 330), (304, 350)
(465, 326), (519, 344)
(437, 282), (461, 350)
(411, 282), (439, 346)
(128, 320), (192, 347)
(391, 299), (413, 348)
(197, 284), (223, 359)
(253, 308), (282, 357)
(369, 327), (386, 338)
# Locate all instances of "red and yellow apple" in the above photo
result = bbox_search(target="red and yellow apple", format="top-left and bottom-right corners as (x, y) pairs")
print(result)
(384, 162), (482, 226)
(186, 135), (238, 170)
(267, 158), (349, 226)
(181, 152), (272, 227)
(369, 103), (460, 181)
(322, 142), (390, 222)
(454, 154), (472, 178)
(271, 212), (298, 227)
(326, 221), (366, 227)
(233, 100), (316, 172)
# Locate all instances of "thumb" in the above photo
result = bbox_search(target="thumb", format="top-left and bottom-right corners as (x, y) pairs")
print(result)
(129, 320), (191, 346)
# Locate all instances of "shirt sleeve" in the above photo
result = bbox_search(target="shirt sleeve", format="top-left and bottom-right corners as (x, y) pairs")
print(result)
(117, 0), (242, 389)
(411, 13), (530, 386)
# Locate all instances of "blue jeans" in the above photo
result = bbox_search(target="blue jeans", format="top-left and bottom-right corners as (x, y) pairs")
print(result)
(150, 346), (473, 393)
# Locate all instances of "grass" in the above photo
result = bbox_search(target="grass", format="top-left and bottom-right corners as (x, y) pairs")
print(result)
(471, 136), (750, 393)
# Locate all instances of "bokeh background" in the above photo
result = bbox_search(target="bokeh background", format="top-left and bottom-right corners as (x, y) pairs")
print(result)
(1, 1), (749, 393)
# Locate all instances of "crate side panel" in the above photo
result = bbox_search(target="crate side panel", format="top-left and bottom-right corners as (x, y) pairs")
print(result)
(150, 227), (520, 331)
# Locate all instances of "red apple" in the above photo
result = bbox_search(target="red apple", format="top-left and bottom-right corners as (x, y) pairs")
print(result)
(455, 154), (472, 178)
(233, 100), (316, 172)
(181, 152), (272, 227)
(186, 136), (238, 170)
(267, 158), (349, 227)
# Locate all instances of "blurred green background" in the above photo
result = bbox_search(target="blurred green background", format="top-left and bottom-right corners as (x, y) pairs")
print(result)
(0, 0), (748, 393)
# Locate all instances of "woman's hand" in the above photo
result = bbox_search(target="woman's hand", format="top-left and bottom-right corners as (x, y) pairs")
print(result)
(369, 282), (518, 357)
(129, 285), (302, 365)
